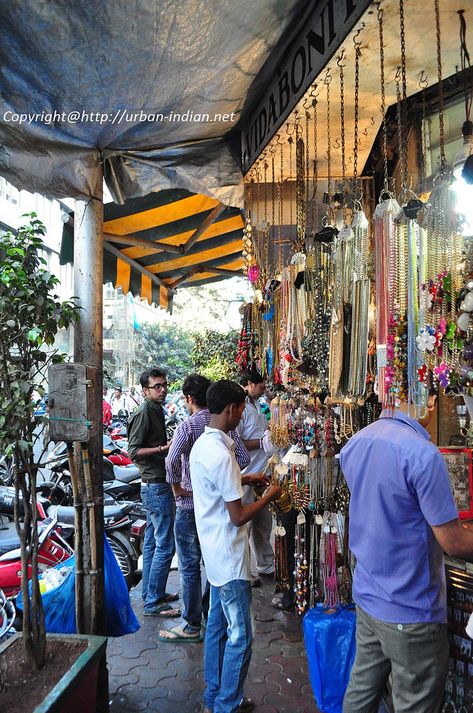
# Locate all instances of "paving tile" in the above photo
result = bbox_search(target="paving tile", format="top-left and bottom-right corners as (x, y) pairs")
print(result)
(128, 664), (171, 689)
(113, 686), (151, 712)
(163, 658), (202, 681)
(263, 691), (317, 713)
(243, 679), (280, 702)
(247, 661), (283, 684)
(108, 574), (318, 713)
(147, 696), (194, 713)
(266, 668), (306, 696)
(108, 655), (140, 676)
(107, 639), (125, 656)
(108, 671), (139, 693)
(254, 611), (275, 623)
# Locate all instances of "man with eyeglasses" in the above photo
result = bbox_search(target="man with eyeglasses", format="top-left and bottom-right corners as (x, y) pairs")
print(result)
(128, 368), (180, 618)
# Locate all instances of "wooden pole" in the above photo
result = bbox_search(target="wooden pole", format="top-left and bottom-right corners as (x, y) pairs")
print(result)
(73, 180), (105, 635)
(67, 442), (84, 633)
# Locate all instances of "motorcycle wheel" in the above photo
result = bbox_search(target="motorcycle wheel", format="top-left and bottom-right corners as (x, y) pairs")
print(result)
(106, 531), (136, 591)
(36, 481), (71, 506)
(0, 457), (14, 486)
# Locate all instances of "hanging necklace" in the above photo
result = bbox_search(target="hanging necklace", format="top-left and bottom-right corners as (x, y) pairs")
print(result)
(294, 512), (309, 615)
(310, 87), (319, 235)
(295, 116), (306, 251)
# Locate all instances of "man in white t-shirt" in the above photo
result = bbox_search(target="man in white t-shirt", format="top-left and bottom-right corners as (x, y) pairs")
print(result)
(238, 368), (277, 580)
(190, 380), (282, 713)
(110, 386), (129, 417)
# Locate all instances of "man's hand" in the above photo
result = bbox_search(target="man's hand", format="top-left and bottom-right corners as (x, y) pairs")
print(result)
(264, 484), (283, 502)
(159, 443), (170, 454)
(241, 473), (269, 487)
(171, 483), (193, 499)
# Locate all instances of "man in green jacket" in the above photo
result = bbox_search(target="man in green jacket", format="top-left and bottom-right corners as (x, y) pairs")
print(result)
(127, 368), (180, 618)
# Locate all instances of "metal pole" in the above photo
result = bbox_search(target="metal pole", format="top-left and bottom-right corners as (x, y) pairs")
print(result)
(73, 182), (105, 635)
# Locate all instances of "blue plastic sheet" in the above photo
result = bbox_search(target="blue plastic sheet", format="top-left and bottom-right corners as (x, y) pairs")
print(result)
(303, 604), (356, 713)
(16, 535), (140, 637)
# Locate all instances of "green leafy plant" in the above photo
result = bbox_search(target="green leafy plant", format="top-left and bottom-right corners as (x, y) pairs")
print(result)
(133, 322), (194, 389)
(0, 214), (80, 669)
(191, 329), (239, 381)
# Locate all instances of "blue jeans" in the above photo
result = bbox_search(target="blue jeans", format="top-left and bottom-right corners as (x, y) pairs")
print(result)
(204, 580), (253, 713)
(141, 482), (175, 612)
(174, 507), (202, 631)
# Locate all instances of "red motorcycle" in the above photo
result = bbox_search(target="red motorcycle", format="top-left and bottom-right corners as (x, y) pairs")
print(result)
(0, 518), (73, 598)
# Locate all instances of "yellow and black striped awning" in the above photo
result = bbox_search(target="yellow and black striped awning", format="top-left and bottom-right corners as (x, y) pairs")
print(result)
(61, 188), (244, 310)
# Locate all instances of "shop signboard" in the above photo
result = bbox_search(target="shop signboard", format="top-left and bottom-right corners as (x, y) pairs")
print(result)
(241, 0), (372, 173)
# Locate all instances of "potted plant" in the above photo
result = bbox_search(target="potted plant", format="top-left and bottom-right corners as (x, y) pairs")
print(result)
(0, 214), (107, 713)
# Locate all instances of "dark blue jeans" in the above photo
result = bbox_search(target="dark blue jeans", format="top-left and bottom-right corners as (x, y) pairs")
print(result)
(141, 482), (175, 612)
(204, 580), (253, 713)
(174, 507), (202, 631)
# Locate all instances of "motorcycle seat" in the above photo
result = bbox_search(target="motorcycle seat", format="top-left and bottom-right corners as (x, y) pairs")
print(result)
(113, 464), (141, 484)
(51, 502), (132, 525)
(0, 522), (20, 556)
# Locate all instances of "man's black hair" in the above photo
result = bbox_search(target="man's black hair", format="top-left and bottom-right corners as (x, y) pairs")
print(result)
(240, 367), (265, 387)
(182, 373), (211, 408)
(139, 368), (167, 388)
(207, 380), (246, 414)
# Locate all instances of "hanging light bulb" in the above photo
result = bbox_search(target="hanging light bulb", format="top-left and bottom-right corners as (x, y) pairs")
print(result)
(453, 120), (473, 180)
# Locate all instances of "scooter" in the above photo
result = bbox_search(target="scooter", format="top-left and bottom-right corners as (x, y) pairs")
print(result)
(0, 517), (73, 598)
(0, 486), (144, 590)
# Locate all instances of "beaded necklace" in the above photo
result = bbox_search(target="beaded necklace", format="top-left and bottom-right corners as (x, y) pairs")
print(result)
(294, 512), (309, 615)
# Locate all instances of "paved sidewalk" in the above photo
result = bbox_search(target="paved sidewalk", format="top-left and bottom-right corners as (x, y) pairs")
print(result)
(108, 570), (320, 713)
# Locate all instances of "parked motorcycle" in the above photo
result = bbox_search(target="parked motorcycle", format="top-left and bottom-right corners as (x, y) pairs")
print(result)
(0, 456), (13, 487)
(0, 517), (73, 598)
(37, 437), (141, 506)
(0, 485), (145, 591)
(0, 588), (15, 642)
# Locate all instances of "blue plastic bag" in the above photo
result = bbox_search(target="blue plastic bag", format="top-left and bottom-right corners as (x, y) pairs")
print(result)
(303, 604), (356, 713)
(17, 535), (140, 637)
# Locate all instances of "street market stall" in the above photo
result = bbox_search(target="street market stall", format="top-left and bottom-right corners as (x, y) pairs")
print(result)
(238, 1), (473, 709)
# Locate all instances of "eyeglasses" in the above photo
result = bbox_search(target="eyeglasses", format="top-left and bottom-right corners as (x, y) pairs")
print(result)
(147, 383), (168, 391)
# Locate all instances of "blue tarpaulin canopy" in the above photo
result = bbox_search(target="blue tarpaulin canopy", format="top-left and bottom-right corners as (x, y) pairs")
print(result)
(0, 0), (307, 207)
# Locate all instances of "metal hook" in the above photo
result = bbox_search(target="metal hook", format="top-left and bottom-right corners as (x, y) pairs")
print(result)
(418, 70), (428, 89)
(286, 121), (296, 137)
(333, 139), (340, 149)
(394, 66), (401, 82)
(336, 50), (346, 68)
(324, 67), (332, 85)
(363, 127), (368, 137)
(370, 116), (375, 125)
(353, 24), (364, 47)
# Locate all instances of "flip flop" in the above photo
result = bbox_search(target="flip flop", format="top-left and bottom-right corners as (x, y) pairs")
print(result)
(144, 605), (182, 618)
(160, 592), (179, 603)
(157, 625), (203, 643)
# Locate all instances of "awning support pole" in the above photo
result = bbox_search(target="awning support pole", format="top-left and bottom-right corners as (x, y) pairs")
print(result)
(73, 184), (105, 636)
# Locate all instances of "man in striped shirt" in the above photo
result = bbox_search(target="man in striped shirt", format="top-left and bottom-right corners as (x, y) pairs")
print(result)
(158, 374), (253, 644)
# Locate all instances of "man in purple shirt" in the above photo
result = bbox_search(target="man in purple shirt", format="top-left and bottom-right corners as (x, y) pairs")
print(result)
(158, 374), (252, 644)
(340, 398), (473, 712)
